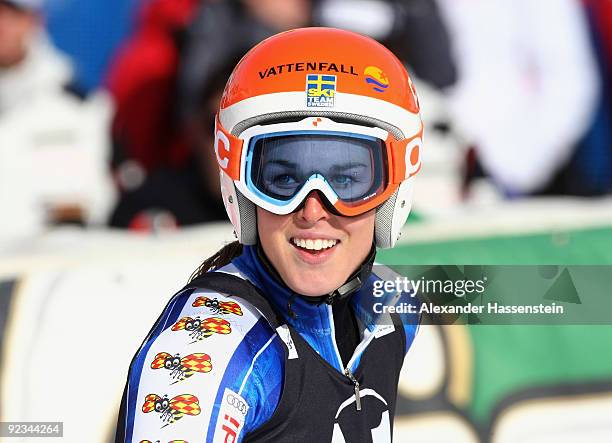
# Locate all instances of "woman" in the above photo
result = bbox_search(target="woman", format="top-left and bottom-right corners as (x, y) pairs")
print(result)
(117, 27), (423, 442)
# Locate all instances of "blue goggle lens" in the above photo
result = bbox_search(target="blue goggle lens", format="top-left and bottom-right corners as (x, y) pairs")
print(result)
(248, 132), (387, 205)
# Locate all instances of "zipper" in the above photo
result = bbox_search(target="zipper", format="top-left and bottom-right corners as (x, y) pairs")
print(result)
(326, 305), (346, 371)
(345, 327), (377, 371)
(344, 367), (362, 411)
(327, 305), (390, 412)
(327, 305), (380, 372)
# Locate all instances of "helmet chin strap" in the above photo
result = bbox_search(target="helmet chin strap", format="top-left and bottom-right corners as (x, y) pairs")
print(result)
(256, 242), (377, 318)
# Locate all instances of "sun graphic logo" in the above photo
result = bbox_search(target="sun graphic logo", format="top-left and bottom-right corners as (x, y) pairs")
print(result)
(363, 66), (389, 93)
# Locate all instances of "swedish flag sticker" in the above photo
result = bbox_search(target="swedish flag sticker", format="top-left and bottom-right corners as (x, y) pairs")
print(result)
(306, 74), (336, 107)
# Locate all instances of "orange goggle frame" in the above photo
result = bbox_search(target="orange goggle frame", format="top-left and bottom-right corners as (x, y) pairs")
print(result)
(214, 115), (422, 216)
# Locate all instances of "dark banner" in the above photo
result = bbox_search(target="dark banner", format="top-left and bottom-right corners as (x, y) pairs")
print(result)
(369, 265), (612, 325)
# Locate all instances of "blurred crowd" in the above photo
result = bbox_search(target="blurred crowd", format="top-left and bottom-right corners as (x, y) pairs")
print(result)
(0, 0), (611, 242)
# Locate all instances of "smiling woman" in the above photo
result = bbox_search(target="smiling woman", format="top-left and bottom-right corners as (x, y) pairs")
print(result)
(257, 191), (376, 297)
(117, 27), (423, 443)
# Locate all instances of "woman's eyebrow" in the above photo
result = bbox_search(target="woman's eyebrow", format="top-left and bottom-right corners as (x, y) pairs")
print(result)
(268, 159), (297, 169)
(329, 163), (368, 171)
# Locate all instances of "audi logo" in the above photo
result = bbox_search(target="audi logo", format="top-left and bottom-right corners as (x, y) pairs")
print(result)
(227, 394), (248, 415)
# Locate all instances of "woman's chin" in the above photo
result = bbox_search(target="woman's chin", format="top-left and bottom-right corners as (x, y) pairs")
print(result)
(285, 273), (345, 297)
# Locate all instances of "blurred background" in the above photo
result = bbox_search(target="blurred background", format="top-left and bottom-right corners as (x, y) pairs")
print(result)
(1, 0), (611, 441)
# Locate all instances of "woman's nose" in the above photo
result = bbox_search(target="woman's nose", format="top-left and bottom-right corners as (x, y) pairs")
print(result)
(297, 191), (331, 224)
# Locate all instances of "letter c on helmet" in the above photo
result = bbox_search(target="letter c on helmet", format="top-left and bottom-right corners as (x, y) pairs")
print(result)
(215, 130), (230, 169)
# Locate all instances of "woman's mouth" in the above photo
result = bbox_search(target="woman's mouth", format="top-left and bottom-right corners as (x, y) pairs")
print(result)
(290, 237), (340, 262)
(291, 238), (337, 251)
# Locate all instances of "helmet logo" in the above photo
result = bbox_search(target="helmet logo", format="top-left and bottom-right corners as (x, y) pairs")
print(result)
(364, 66), (389, 93)
(259, 62), (358, 79)
(214, 130), (231, 169)
(312, 118), (323, 127)
(306, 74), (336, 107)
(405, 137), (422, 178)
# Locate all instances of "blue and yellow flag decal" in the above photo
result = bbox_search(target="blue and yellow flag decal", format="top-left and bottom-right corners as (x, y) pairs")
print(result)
(306, 74), (336, 107)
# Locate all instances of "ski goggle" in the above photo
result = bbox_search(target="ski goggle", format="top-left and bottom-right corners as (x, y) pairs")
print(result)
(215, 117), (422, 216)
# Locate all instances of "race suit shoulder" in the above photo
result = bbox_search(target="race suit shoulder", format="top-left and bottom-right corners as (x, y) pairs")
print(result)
(118, 264), (284, 443)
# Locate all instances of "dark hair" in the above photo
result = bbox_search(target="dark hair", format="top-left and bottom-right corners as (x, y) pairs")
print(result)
(189, 241), (243, 281)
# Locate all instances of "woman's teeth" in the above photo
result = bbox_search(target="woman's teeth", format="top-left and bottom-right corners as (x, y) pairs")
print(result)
(292, 238), (338, 251)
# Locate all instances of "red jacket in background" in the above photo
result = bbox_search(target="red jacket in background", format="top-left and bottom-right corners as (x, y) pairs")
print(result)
(106, 0), (200, 172)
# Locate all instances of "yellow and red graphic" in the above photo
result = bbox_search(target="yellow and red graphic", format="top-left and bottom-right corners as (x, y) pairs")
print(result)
(151, 352), (212, 384)
(171, 316), (231, 342)
(363, 66), (389, 93)
(193, 296), (243, 316)
(142, 393), (201, 427)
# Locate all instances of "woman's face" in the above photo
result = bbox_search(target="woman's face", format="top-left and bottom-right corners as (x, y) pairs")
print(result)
(257, 193), (375, 297)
